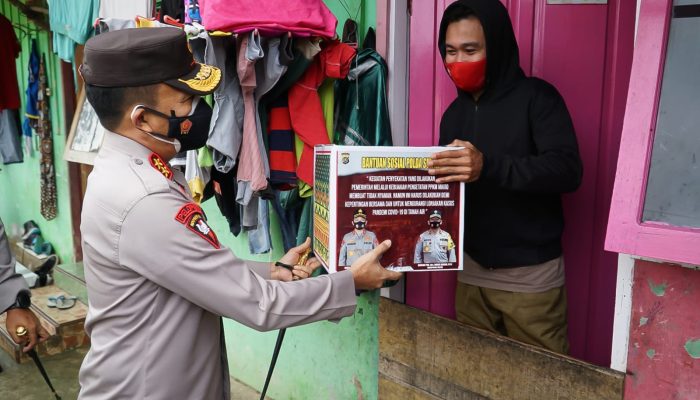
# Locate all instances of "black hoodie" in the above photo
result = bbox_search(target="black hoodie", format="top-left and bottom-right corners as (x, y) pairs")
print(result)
(438, 0), (583, 268)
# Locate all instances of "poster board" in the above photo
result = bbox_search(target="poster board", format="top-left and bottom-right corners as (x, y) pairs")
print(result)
(64, 89), (106, 165)
(314, 145), (464, 273)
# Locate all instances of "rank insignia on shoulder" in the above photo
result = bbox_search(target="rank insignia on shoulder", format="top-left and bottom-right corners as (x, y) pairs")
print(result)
(175, 203), (220, 249)
(149, 152), (173, 180)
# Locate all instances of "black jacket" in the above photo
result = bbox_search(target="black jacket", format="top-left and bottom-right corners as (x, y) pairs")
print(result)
(438, 0), (583, 268)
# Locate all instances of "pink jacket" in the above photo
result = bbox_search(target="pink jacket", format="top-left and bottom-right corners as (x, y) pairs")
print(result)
(201, 0), (337, 38)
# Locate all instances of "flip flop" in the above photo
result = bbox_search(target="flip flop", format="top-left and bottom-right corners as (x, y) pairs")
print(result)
(56, 295), (76, 310)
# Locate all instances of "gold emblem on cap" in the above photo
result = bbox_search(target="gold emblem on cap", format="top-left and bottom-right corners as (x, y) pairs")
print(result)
(178, 64), (221, 92)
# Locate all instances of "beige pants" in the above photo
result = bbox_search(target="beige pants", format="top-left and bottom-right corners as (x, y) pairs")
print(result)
(455, 281), (569, 354)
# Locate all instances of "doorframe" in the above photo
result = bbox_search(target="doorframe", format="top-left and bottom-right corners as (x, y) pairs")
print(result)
(377, 0), (410, 302)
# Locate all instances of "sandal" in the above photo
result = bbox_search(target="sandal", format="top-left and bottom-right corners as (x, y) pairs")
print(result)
(56, 295), (76, 310)
(48, 295), (76, 309)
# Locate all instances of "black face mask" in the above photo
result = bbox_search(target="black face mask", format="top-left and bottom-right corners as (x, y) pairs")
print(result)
(137, 97), (213, 152)
(430, 221), (441, 229)
(354, 221), (366, 230)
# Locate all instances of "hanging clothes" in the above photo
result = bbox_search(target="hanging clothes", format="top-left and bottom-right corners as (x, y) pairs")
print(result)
(206, 34), (245, 174)
(288, 40), (356, 186)
(100, 0), (153, 20)
(37, 55), (57, 220)
(201, 0), (337, 38)
(319, 79), (335, 141)
(185, 0), (202, 24)
(267, 94), (297, 189)
(159, 0), (184, 22)
(0, 15), (21, 111)
(260, 38), (319, 190)
(210, 168), (241, 237)
(236, 32), (266, 197)
(254, 36), (288, 186)
(0, 109), (23, 164)
(22, 40), (40, 156)
(95, 18), (137, 34)
(333, 48), (393, 147)
(185, 150), (209, 204)
(48, 0), (99, 62)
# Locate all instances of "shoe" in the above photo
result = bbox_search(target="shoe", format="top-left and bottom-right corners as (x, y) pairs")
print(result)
(22, 228), (41, 248)
(35, 255), (57, 287)
(21, 220), (39, 240)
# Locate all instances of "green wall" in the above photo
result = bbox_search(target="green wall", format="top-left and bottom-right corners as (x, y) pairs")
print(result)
(217, 1), (381, 398)
(0, 1), (75, 264)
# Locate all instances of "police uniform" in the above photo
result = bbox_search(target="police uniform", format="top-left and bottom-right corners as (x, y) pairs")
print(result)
(414, 211), (457, 265)
(338, 230), (379, 267)
(77, 29), (357, 400)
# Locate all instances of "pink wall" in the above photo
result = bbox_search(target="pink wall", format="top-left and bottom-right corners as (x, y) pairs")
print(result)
(625, 260), (700, 399)
(405, 0), (636, 366)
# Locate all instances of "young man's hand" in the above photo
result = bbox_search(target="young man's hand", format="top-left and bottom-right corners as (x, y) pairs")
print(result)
(428, 139), (483, 183)
(349, 240), (403, 290)
(272, 238), (322, 281)
(6, 308), (50, 353)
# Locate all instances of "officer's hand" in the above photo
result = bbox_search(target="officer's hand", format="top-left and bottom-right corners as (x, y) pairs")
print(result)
(272, 238), (322, 281)
(349, 240), (403, 290)
(6, 308), (50, 353)
(428, 139), (483, 183)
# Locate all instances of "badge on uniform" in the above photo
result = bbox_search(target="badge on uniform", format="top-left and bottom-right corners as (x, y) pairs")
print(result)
(149, 152), (173, 180)
(180, 119), (192, 135)
(175, 203), (220, 249)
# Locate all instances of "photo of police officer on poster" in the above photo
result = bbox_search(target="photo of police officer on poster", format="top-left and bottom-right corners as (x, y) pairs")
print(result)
(316, 145), (464, 273)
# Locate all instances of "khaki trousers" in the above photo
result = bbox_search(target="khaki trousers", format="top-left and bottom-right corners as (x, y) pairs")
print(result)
(455, 281), (569, 354)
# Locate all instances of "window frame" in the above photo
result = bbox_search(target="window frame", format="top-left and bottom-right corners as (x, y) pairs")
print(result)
(605, 0), (700, 265)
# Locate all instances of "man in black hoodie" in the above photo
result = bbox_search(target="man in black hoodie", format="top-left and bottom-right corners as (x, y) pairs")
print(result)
(428, 0), (582, 354)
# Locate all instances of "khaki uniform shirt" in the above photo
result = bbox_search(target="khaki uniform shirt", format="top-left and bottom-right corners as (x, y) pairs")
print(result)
(338, 230), (378, 267)
(78, 133), (357, 399)
(414, 229), (457, 264)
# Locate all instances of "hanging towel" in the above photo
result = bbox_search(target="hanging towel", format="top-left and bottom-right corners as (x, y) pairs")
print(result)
(288, 40), (356, 186)
(201, 0), (337, 38)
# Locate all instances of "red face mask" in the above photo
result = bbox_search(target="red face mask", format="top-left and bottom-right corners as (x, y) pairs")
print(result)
(446, 59), (487, 93)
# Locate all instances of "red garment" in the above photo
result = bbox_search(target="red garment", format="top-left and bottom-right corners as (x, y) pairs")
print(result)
(0, 15), (21, 110)
(288, 40), (356, 186)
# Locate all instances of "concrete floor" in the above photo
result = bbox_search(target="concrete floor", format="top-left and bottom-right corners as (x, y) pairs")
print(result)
(0, 347), (269, 399)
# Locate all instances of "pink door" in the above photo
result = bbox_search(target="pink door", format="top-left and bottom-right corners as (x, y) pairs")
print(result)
(405, 0), (636, 366)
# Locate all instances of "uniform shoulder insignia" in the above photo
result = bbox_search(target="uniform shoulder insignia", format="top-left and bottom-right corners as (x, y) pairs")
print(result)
(447, 234), (455, 251)
(175, 203), (220, 249)
(149, 152), (173, 180)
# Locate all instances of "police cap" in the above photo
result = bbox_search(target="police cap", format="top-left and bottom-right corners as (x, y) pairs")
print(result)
(80, 28), (221, 95)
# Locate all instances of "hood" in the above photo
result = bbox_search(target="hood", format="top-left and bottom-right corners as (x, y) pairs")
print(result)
(438, 0), (524, 95)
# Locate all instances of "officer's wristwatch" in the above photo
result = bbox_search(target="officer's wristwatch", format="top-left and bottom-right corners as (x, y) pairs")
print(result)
(7, 290), (31, 310)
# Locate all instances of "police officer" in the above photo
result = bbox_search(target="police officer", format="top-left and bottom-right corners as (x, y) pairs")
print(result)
(77, 28), (401, 399)
(338, 209), (379, 268)
(414, 210), (457, 264)
(0, 218), (49, 354)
